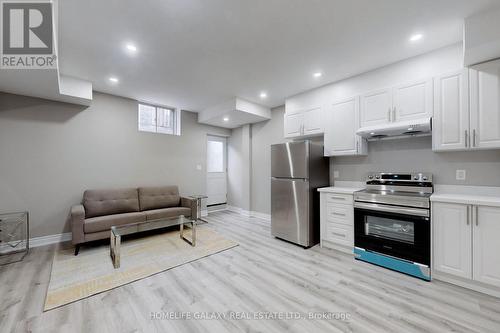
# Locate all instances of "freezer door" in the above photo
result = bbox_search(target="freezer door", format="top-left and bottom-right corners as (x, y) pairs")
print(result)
(271, 142), (309, 179)
(271, 178), (310, 246)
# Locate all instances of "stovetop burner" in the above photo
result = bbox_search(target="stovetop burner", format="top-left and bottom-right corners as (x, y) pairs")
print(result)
(355, 172), (433, 209)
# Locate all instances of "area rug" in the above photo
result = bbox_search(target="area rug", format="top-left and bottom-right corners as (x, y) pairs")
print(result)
(44, 227), (237, 311)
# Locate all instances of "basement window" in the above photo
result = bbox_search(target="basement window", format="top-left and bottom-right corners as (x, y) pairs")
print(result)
(138, 103), (180, 135)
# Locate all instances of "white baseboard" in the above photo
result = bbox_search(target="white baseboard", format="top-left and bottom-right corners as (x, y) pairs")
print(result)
(250, 210), (271, 221)
(0, 232), (72, 253)
(433, 271), (500, 299)
(225, 206), (271, 221)
(31, 232), (72, 248)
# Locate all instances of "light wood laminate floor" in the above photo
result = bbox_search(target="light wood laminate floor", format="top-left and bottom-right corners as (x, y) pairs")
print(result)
(1, 210), (500, 333)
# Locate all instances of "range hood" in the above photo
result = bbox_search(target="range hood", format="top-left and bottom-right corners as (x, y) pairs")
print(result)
(356, 117), (432, 141)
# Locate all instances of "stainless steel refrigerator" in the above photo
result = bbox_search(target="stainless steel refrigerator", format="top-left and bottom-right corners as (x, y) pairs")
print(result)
(271, 141), (329, 247)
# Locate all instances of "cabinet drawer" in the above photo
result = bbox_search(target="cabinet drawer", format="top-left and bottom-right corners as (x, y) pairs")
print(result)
(325, 224), (353, 247)
(326, 204), (353, 226)
(325, 193), (353, 204)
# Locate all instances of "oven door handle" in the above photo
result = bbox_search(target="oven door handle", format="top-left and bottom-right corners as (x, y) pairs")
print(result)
(354, 202), (429, 217)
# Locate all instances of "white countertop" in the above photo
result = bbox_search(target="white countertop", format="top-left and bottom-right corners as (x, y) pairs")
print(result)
(318, 181), (365, 194)
(431, 185), (500, 207)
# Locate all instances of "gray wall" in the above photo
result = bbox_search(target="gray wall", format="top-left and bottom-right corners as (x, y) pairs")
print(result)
(248, 108), (500, 216)
(250, 106), (287, 214)
(0, 92), (230, 237)
(227, 124), (251, 211)
(332, 136), (500, 186)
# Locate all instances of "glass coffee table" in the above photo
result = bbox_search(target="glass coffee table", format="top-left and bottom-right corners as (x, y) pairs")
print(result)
(110, 215), (196, 269)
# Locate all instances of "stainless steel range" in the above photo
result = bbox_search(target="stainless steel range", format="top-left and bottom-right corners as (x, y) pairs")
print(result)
(353, 172), (433, 281)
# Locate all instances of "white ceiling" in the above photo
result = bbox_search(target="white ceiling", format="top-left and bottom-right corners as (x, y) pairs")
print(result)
(58, 0), (500, 112)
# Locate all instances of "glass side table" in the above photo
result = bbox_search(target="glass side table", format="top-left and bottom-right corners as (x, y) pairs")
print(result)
(188, 195), (208, 223)
(0, 211), (29, 265)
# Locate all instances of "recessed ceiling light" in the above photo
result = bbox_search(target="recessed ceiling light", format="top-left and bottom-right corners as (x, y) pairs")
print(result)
(370, 132), (376, 135)
(223, 117), (229, 122)
(313, 72), (323, 78)
(260, 92), (267, 99)
(109, 77), (119, 83)
(125, 43), (137, 52)
(409, 33), (423, 42)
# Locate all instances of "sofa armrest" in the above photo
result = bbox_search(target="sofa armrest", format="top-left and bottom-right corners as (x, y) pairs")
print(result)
(180, 197), (197, 219)
(70, 204), (85, 245)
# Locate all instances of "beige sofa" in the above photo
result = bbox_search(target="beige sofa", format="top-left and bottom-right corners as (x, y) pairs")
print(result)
(70, 186), (196, 255)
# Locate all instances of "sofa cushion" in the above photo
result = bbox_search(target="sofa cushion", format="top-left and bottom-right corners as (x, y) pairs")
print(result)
(83, 188), (140, 218)
(145, 207), (192, 221)
(84, 212), (146, 233)
(138, 186), (180, 211)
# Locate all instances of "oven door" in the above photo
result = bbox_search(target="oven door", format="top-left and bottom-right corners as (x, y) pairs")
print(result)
(354, 202), (430, 265)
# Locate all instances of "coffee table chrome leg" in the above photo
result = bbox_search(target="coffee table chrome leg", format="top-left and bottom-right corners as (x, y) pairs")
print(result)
(110, 232), (114, 258)
(197, 198), (208, 223)
(180, 221), (196, 247)
(192, 221), (196, 246)
(112, 234), (121, 269)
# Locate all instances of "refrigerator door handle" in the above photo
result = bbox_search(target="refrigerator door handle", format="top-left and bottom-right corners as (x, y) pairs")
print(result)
(271, 177), (307, 181)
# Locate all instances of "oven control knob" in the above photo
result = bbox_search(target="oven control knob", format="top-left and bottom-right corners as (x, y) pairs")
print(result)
(414, 176), (419, 180)
(368, 175), (373, 179)
(423, 176), (428, 181)
(375, 176), (380, 179)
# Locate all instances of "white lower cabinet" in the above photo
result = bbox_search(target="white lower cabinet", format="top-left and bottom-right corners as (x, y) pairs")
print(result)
(473, 206), (500, 288)
(432, 201), (500, 294)
(320, 191), (354, 254)
(432, 202), (472, 279)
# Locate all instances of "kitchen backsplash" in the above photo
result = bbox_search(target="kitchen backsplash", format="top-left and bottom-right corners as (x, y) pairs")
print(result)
(329, 136), (500, 186)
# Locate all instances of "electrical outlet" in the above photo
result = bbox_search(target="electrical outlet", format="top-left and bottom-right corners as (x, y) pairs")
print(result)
(456, 170), (466, 181)
(333, 170), (340, 179)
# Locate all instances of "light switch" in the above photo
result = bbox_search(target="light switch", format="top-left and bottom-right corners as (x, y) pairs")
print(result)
(456, 170), (466, 181)
(333, 170), (340, 179)
(196, 164), (202, 171)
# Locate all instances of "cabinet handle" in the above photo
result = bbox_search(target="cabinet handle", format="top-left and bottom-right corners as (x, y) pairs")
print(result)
(331, 232), (346, 238)
(329, 196), (346, 201)
(473, 129), (477, 147)
(356, 141), (359, 153)
(388, 108), (391, 122)
(466, 205), (470, 225)
(465, 130), (468, 148)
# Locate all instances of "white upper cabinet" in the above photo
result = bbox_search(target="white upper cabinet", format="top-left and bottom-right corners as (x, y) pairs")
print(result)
(393, 79), (433, 121)
(284, 95), (324, 138)
(360, 89), (392, 127)
(473, 205), (500, 288)
(434, 60), (500, 152)
(284, 112), (304, 138)
(432, 70), (470, 151)
(303, 107), (324, 136)
(359, 80), (433, 128)
(432, 202), (472, 279)
(470, 59), (500, 149)
(324, 97), (367, 156)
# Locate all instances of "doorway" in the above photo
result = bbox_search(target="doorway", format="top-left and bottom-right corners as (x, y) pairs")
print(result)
(206, 135), (227, 206)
